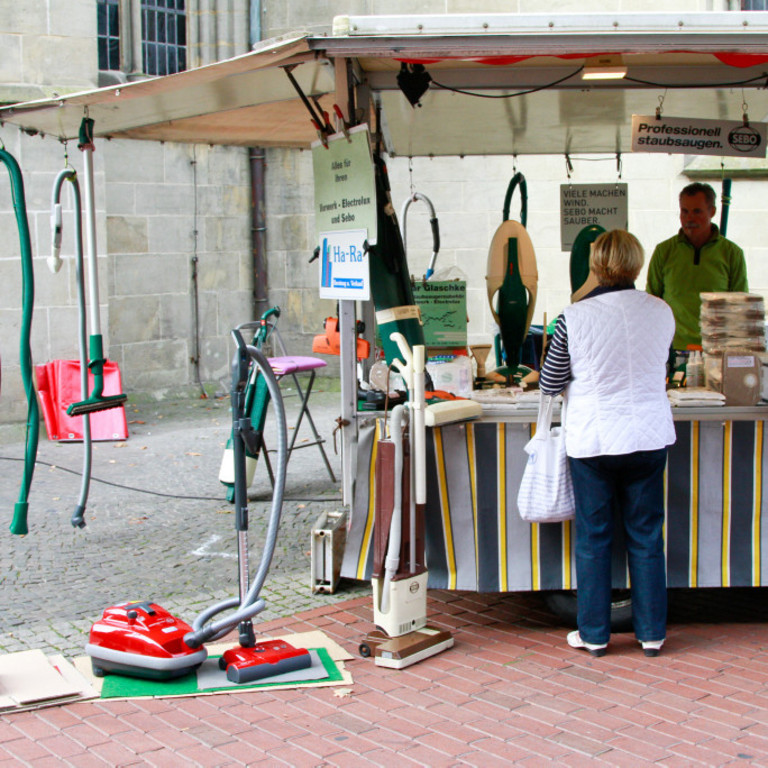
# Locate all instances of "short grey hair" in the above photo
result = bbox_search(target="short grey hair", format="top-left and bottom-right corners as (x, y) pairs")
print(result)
(680, 182), (716, 208)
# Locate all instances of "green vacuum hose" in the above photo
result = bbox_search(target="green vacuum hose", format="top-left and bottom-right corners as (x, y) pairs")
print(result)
(1, 147), (38, 536)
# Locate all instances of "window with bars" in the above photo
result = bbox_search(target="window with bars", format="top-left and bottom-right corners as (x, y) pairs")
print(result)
(142, 0), (187, 76)
(97, 0), (121, 70)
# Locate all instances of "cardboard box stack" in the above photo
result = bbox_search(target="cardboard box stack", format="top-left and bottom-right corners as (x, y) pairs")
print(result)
(700, 292), (765, 405)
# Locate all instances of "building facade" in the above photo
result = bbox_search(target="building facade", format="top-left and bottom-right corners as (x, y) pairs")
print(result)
(1, 0), (763, 423)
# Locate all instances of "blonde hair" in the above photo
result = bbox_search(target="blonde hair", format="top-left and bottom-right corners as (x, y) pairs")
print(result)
(590, 229), (644, 286)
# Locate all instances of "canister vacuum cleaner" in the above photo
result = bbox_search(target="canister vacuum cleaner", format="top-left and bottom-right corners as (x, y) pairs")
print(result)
(86, 328), (311, 683)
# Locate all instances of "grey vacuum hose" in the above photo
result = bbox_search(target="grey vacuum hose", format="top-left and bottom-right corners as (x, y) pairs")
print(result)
(51, 169), (91, 528)
(185, 343), (288, 647)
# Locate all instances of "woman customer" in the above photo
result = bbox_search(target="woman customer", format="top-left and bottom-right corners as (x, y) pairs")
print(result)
(539, 229), (675, 657)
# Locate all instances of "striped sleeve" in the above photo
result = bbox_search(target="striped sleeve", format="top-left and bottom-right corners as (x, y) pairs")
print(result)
(539, 314), (571, 395)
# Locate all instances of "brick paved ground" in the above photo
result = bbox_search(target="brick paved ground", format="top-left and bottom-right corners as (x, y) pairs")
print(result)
(2, 590), (768, 766)
(2, 390), (768, 764)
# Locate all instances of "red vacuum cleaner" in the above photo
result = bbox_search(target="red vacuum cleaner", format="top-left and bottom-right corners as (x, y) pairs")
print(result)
(86, 328), (311, 683)
(87, 602), (207, 680)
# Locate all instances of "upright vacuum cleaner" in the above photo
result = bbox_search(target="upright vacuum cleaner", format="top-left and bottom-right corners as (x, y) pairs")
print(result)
(66, 118), (127, 420)
(569, 224), (605, 302)
(486, 172), (538, 381)
(86, 328), (311, 683)
(360, 333), (454, 669)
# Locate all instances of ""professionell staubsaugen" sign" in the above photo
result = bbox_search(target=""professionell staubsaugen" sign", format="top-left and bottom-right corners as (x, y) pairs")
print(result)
(631, 115), (767, 158)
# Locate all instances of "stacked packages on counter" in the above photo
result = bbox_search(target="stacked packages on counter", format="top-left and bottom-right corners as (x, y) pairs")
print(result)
(668, 388), (725, 407)
(699, 292), (765, 404)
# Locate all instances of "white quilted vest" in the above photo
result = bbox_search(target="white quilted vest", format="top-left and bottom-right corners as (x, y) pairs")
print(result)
(562, 289), (676, 458)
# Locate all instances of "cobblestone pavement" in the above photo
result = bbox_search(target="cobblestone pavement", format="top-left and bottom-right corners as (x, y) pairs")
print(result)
(0, 384), (369, 658)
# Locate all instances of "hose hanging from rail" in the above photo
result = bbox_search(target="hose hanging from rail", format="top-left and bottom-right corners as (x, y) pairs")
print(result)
(1, 147), (38, 536)
(50, 167), (93, 528)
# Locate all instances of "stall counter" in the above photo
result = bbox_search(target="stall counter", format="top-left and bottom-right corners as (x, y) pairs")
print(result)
(341, 405), (768, 593)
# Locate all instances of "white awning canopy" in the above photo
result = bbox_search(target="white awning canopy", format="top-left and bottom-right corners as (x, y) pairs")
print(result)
(322, 13), (768, 157)
(0, 36), (336, 148)
(1, 13), (767, 156)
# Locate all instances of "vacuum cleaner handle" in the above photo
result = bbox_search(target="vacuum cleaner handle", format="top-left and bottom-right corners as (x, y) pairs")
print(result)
(49, 203), (63, 273)
(502, 171), (528, 227)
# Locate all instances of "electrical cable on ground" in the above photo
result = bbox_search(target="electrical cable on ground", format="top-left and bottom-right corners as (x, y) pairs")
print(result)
(0, 455), (341, 504)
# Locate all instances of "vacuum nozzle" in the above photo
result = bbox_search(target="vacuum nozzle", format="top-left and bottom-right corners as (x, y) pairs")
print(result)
(71, 504), (86, 529)
(10, 501), (29, 536)
(66, 393), (127, 417)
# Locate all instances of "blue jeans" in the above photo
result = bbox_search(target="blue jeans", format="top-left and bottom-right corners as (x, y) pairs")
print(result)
(569, 449), (668, 646)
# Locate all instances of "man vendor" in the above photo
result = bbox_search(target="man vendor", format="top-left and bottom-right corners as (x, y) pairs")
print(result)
(646, 182), (748, 349)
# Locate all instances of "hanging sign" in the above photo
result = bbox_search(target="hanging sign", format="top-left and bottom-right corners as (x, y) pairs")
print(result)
(632, 115), (767, 158)
(312, 124), (377, 248)
(559, 183), (628, 251)
(411, 281), (467, 348)
(318, 228), (370, 300)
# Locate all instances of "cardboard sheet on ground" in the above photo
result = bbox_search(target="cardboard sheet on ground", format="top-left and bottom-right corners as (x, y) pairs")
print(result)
(0, 650), (98, 713)
(73, 630), (353, 700)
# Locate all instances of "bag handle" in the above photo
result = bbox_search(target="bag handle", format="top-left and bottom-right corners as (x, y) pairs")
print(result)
(535, 393), (568, 435)
(535, 393), (555, 436)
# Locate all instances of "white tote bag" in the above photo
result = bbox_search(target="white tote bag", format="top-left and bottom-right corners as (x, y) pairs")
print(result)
(517, 393), (575, 523)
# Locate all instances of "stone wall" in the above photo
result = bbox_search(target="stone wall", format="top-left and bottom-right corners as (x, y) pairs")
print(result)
(0, 0), (253, 424)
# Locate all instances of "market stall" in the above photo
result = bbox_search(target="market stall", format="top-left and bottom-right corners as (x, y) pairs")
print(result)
(3, 12), (768, 603)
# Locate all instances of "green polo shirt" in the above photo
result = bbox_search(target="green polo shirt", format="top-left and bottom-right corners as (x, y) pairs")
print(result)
(646, 226), (747, 349)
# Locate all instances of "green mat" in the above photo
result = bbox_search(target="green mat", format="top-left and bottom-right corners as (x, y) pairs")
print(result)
(99, 648), (341, 699)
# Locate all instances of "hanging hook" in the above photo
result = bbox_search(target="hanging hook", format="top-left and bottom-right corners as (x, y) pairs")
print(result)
(512, 153), (518, 174)
(565, 154), (573, 180)
(408, 157), (415, 199)
(616, 152), (622, 184)
(656, 91), (666, 120)
(61, 138), (72, 170)
(742, 90), (750, 126)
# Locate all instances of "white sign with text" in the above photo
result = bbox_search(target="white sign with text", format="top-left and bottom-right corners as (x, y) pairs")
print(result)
(559, 184), (628, 251)
(632, 115), (767, 158)
(318, 229), (370, 300)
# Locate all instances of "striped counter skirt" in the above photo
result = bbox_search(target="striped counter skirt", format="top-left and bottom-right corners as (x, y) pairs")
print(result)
(341, 416), (768, 592)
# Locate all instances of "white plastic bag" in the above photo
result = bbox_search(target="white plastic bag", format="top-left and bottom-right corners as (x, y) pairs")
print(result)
(517, 394), (575, 523)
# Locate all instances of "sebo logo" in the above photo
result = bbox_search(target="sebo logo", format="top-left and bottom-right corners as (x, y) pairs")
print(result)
(728, 124), (761, 153)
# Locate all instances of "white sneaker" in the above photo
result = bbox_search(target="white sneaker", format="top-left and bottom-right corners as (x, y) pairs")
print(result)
(567, 630), (607, 657)
(640, 639), (664, 657)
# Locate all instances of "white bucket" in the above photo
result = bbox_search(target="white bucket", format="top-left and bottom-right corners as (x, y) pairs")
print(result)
(218, 447), (257, 487)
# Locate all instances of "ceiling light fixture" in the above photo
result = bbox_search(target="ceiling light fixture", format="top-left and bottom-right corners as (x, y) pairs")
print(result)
(581, 55), (627, 81)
